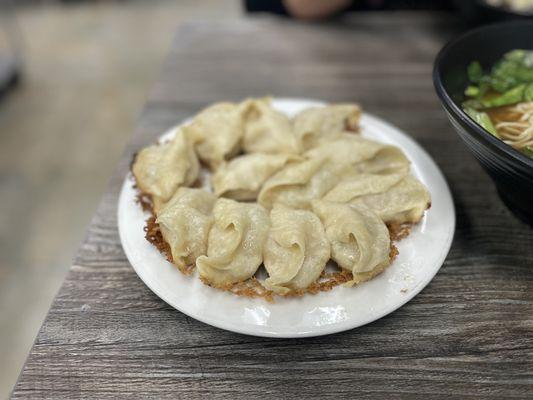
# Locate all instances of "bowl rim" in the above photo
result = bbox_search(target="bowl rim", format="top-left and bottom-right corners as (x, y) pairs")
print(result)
(433, 20), (533, 170)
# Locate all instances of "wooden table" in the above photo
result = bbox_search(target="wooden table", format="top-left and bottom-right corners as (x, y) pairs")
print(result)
(12, 13), (533, 399)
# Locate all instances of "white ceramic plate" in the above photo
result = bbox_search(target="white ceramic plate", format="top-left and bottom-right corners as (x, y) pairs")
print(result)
(118, 98), (455, 338)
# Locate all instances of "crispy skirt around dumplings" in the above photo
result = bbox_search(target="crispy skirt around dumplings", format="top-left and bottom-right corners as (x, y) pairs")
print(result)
(131, 98), (428, 300)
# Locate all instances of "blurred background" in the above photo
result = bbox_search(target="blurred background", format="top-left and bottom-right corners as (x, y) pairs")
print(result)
(0, 0), (531, 397)
(0, 0), (241, 396)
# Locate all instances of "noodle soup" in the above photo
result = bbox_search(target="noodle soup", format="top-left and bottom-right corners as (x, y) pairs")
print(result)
(462, 50), (533, 158)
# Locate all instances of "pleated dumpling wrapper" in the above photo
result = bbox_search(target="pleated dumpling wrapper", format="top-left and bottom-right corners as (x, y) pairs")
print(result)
(263, 206), (330, 295)
(196, 198), (270, 287)
(305, 134), (411, 175)
(241, 98), (301, 155)
(156, 188), (217, 274)
(258, 156), (348, 210)
(132, 127), (199, 212)
(312, 200), (391, 285)
(212, 153), (300, 201)
(293, 104), (361, 150)
(185, 102), (245, 168)
(258, 134), (408, 210)
(324, 173), (431, 224)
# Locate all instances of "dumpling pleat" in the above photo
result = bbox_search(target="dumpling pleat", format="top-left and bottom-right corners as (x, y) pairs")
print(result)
(263, 206), (330, 294)
(312, 200), (391, 285)
(156, 188), (216, 273)
(196, 199), (270, 286)
(132, 128), (199, 209)
(241, 98), (301, 155)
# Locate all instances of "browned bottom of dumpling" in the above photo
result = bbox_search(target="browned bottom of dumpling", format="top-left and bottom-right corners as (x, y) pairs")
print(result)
(135, 191), (154, 213)
(199, 269), (356, 301)
(200, 276), (276, 302)
(144, 216), (172, 261)
(135, 172), (414, 302)
(387, 222), (412, 242)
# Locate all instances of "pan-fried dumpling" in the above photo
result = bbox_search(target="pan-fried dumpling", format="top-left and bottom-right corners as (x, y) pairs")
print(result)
(304, 134), (382, 164)
(312, 200), (391, 284)
(196, 199), (270, 286)
(132, 128), (199, 210)
(352, 145), (411, 175)
(263, 206), (330, 295)
(241, 98), (300, 154)
(185, 102), (244, 168)
(324, 174), (430, 224)
(293, 104), (361, 150)
(258, 157), (348, 210)
(324, 172), (407, 202)
(212, 153), (299, 201)
(305, 134), (410, 174)
(258, 135), (408, 210)
(156, 188), (216, 273)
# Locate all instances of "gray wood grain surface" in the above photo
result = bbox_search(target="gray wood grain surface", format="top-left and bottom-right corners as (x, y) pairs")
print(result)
(12, 13), (533, 399)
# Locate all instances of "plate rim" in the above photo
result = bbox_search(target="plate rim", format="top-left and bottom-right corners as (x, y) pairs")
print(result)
(118, 97), (456, 338)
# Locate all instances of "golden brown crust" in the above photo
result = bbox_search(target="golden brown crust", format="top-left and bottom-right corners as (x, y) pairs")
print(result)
(292, 269), (353, 296)
(144, 216), (196, 276)
(345, 115), (361, 133)
(136, 192), (154, 213)
(144, 216), (173, 263)
(137, 195), (411, 300)
(389, 242), (399, 262)
(387, 223), (411, 242)
(200, 276), (275, 302)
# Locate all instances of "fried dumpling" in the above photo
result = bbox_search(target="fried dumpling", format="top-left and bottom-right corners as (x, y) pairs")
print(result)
(258, 135), (407, 210)
(156, 188), (216, 273)
(293, 104), (361, 150)
(352, 145), (411, 175)
(324, 174), (430, 224)
(196, 199), (270, 286)
(241, 98), (300, 154)
(263, 206), (330, 295)
(323, 172), (407, 202)
(312, 200), (391, 284)
(304, 134), (382, 164)
(305, 134), (410, 174)
(212, 153), (299, 201)
(258, 157), (347, 210)
(185, 102), (244, 168)
(132, 128), (199, 210)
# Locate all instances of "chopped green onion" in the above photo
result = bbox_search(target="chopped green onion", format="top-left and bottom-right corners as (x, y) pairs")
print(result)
(467, 61), (483, 83)
(464, 107), (499, 138)
(464, 85), (480, 97)
(481, 84), (525, 108)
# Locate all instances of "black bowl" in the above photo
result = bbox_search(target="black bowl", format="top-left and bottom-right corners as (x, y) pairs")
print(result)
(433, 21), (533, 226)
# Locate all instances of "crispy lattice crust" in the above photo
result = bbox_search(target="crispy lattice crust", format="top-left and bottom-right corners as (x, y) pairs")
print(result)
(132, 147), (414, 302)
